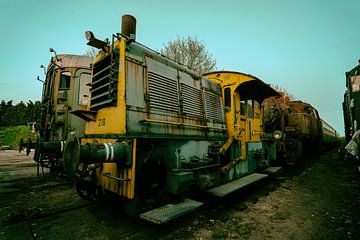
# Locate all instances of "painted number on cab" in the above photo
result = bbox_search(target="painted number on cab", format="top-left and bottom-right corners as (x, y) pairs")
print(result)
(98, 118), (106, 126)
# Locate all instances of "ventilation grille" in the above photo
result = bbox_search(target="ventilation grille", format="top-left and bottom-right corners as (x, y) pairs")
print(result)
(148, 71), (179, 113)
(181, 83), (203, 117)
(204, 91), (223, 122)
(90, 52), (119, 110)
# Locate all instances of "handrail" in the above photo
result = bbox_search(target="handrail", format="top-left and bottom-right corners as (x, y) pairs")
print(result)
(140, 118), (227, 131)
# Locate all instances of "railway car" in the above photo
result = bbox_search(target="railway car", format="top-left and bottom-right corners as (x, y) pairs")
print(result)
(285, 101), (323, 163)
(321, 119), (339, 147)
(263, 97), (325, 164)
(63, 15), (279, 223)
(24, 53), (93, 173)
(343, 60), (360, 143)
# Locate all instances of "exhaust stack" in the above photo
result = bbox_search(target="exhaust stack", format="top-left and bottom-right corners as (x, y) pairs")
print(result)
(121, 15), (136, 40)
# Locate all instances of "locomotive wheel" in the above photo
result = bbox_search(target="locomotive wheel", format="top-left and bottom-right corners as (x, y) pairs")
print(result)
(74, 166), (98, 201)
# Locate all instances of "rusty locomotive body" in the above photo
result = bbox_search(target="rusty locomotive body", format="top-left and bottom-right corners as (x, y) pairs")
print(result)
(263, 95), (338, 164)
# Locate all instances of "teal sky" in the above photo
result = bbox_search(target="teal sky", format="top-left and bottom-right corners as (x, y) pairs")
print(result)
(0, 0), (359, 134)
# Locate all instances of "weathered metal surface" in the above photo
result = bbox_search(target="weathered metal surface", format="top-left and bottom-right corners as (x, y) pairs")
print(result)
(263, 166), (282, 174)
(90, 50), (118, 110)
(122, 45), (227, 139)
(139, 198), (203, 224)
(148, 71), (179, 112)
(287, 101), (322, 138)
(262, 94), (290, 132)
(207, 173), (268, 197)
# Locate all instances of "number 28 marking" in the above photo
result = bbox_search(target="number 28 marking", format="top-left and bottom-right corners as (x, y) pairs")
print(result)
(98, 118), (106, 126)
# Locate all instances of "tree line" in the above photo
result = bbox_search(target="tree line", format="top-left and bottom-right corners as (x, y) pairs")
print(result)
(0, 100), (42, 128)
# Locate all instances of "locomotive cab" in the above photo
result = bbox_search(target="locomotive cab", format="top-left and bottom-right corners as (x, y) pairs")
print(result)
(204, 71), (280, 171)
(32, 54), (93, 173)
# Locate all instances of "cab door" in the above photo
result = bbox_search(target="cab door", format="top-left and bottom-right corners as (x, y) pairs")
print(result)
(238, 98), (262, 143)
(247, 99), (262, 142)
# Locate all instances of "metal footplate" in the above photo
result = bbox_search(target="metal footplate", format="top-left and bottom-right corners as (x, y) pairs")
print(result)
(263, 166), (282, 174)
(140, 198), (203, 224)
(207, 173), (268, 197)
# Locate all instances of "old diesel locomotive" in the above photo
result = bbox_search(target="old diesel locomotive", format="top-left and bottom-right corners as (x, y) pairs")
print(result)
(343, 60), (360, 143)
(263, 95), (338, 165)
(63, 15), (279, 223)
(31, 53), (93, 173)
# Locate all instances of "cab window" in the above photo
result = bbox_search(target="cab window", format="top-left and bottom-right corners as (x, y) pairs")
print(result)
(224, 88), (231, 108)
(247, 100), (253, 119)
(240, 100), (246, 116)
(59, 72), (71, 90)
(79, 73), (91, 105)
(253, 100), (260, 119)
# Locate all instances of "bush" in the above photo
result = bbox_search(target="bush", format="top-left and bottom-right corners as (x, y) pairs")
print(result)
(0, 126), (32, 149)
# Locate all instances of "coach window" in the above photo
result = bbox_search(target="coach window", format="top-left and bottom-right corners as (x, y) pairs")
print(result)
(78, 73), (91, 105)
(59, 72), (71, 90)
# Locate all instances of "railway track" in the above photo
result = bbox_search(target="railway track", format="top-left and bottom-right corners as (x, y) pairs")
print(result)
(0, 202), (93, 226)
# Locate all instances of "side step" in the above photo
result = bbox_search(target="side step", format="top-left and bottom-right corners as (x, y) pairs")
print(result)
(140, 198), (203, 224)
(263, 166), (282, 174)
(207, 173), (268, 197)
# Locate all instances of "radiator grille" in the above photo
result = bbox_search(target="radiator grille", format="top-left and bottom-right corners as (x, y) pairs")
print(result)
(181, 83), (203, 117)
(90, 51), (119, 110)
(204, 91), (223, 122)
(148, 71), (179, 113)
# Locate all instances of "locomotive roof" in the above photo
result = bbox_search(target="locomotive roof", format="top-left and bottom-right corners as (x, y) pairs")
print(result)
(48, 54), (93, 70)
(290, 100), (314, 108)
(205, 71), (280, 103)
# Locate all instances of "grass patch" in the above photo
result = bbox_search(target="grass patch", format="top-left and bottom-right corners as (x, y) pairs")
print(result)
(273, 211), (291, 221)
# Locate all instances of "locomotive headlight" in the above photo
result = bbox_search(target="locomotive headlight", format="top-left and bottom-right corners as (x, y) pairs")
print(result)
(272, 130), (284, 140)
(85, 31), (95, 41)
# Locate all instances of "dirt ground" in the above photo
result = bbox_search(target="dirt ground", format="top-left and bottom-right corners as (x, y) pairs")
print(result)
(0, 147), (359, 240)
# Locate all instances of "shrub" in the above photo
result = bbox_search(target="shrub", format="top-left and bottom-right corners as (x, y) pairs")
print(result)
(0, 126), (32, 149)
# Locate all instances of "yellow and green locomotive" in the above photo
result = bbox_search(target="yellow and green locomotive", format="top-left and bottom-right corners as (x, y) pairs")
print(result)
(63, 15), (279, 223)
